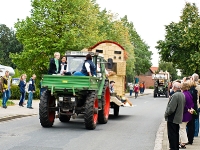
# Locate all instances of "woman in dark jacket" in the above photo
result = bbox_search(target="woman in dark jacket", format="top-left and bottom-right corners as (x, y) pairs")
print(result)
(18, 74), (27, 107)
(48, 52), (61, 75)
(60, 56), (71, 75)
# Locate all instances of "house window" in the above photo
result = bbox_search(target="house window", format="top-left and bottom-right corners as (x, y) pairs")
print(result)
(96, 49), (103, 53)
(114, 51), (121, 54)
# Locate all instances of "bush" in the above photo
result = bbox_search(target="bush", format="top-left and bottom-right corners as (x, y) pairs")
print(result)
(148, 86), (154, 89)
(0, 85), (40, 100)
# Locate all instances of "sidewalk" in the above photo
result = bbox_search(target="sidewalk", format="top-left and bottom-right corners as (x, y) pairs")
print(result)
(0, 100), (39, 122)
(162, 120), (200, 150)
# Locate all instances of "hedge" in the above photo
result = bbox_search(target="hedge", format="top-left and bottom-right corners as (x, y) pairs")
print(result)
(0, 85), (40, 100)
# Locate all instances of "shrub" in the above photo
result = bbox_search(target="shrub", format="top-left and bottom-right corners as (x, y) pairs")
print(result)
(148, 86), (154, 89)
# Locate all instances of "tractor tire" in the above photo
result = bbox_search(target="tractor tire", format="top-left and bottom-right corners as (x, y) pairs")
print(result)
(39, 90), (55, 127)
(98, 81), (110, 124)
(114, 105), (119, 116)
(59, 114), (71, 122)
(84, 91), (98, 130)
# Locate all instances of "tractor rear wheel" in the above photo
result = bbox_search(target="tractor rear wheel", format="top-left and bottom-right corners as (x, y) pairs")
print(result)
(39, 90), (55, 127)
(84, 91), (98, 130)
(98, 81), (110, 124)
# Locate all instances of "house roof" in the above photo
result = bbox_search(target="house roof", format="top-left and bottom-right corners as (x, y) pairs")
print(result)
(88, 40), (125, 51)
(150, 67), (158, 73)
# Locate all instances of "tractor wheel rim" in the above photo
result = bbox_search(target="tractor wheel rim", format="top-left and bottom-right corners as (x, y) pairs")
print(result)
(104, 87), (110, 118)
(48, 111), (54, 122)
(48, 98), (55, 122)
(93, 98), (98, 124)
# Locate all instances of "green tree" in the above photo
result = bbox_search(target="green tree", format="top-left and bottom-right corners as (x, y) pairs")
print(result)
(158, 61), (178, 81)
(11, 0), (103, 79)
(0, 24), (22, 67)
(156, 3), (200, 76)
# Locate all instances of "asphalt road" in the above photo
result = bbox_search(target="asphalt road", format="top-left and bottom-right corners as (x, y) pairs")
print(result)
(0, 94), (168, 150)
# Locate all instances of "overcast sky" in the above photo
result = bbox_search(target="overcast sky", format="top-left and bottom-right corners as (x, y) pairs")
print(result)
(0, 0), (200, 67)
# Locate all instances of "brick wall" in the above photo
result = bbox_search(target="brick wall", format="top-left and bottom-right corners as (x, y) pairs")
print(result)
(138, 75), (154, 88)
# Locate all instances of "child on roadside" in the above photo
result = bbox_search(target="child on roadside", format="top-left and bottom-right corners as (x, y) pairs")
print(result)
(134, 84), (139, 99)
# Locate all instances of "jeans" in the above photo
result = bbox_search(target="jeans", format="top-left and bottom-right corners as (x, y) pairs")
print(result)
(194, 111), (199, 137)
(2, 90), (10, 107)
(19, 92), (25, 105)
(27, 92), (33, 108)
(20, 92), (26, 102)
(129, 90), (133, 96)
(73, 71), (85, 76)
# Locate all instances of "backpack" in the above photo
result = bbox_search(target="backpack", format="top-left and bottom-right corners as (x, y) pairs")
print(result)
(25, 82), (30, 93)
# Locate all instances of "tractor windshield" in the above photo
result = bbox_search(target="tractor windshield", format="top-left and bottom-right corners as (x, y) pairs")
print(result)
(67, 56), (85, 72)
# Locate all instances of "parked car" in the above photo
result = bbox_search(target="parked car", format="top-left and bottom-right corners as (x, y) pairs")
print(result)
(12, 78), (20, 85)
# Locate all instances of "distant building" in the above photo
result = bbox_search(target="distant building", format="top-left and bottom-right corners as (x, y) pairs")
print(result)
(136, 66), (158, 88)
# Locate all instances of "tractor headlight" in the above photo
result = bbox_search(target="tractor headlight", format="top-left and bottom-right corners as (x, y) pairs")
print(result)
(71, 97), (75, 102)
(59, 97), (63, 101)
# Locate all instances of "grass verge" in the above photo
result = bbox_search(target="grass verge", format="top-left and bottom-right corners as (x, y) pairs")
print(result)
(0, 100), (15, 106)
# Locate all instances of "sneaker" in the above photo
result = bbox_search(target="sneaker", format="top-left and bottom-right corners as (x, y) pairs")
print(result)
(3, 106), (7, 109)
(27, 107), (33, 109)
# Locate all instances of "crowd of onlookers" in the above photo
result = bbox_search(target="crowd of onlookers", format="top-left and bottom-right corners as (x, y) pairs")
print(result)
(165, 73), (200, 150)
(128, 82), (145, 98)
(1, 70), (36, 109)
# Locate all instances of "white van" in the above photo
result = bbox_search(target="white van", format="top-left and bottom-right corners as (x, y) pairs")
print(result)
(0, 65), (15, 77)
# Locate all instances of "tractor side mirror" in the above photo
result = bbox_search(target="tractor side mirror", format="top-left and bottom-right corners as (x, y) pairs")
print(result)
(107, 58), (113, 69)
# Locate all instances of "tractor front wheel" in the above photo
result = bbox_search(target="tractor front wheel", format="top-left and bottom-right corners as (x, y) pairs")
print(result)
(84, 91), (98, 130)
(39, 90), (55, 127)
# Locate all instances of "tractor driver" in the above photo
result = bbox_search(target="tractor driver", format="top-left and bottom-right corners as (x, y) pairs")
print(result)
(73, 54), (97, 77)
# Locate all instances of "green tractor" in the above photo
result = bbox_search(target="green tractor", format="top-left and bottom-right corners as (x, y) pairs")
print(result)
(39, 51), (111, 130)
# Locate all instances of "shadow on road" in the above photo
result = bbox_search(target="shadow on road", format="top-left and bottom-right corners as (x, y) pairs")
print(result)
(108, 114), (133, 120)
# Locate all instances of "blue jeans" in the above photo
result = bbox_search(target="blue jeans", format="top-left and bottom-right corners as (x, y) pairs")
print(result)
(2, 90), (10, 107)
(20, 92), (26, 102)
(19, 92), (25, 105)
(130, 90), (133, 96)
(73, 71), (85, 76)
(27, 92), (33, 108)
(194, 111), (199, 137)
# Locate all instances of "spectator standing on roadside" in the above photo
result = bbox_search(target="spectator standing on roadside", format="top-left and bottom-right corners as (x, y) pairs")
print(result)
(142, 82), (145, 93)
(179, 82), (194, 149)
(1, 70), (12, 109)
(134, 84), (139, 99)
(128, 83), (134, 96)
(186, 76), (198, 144)
(139, 82), (143, 94)
(191, 73), (200, 137)
(22, 74), (27, 105)
(27, 74), (36, 109)
(18, 74), (27, 107)
(164, 82), (185, 150)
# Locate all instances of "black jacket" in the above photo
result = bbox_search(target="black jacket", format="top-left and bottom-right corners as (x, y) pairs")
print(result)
(48, 58), (61, 74)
